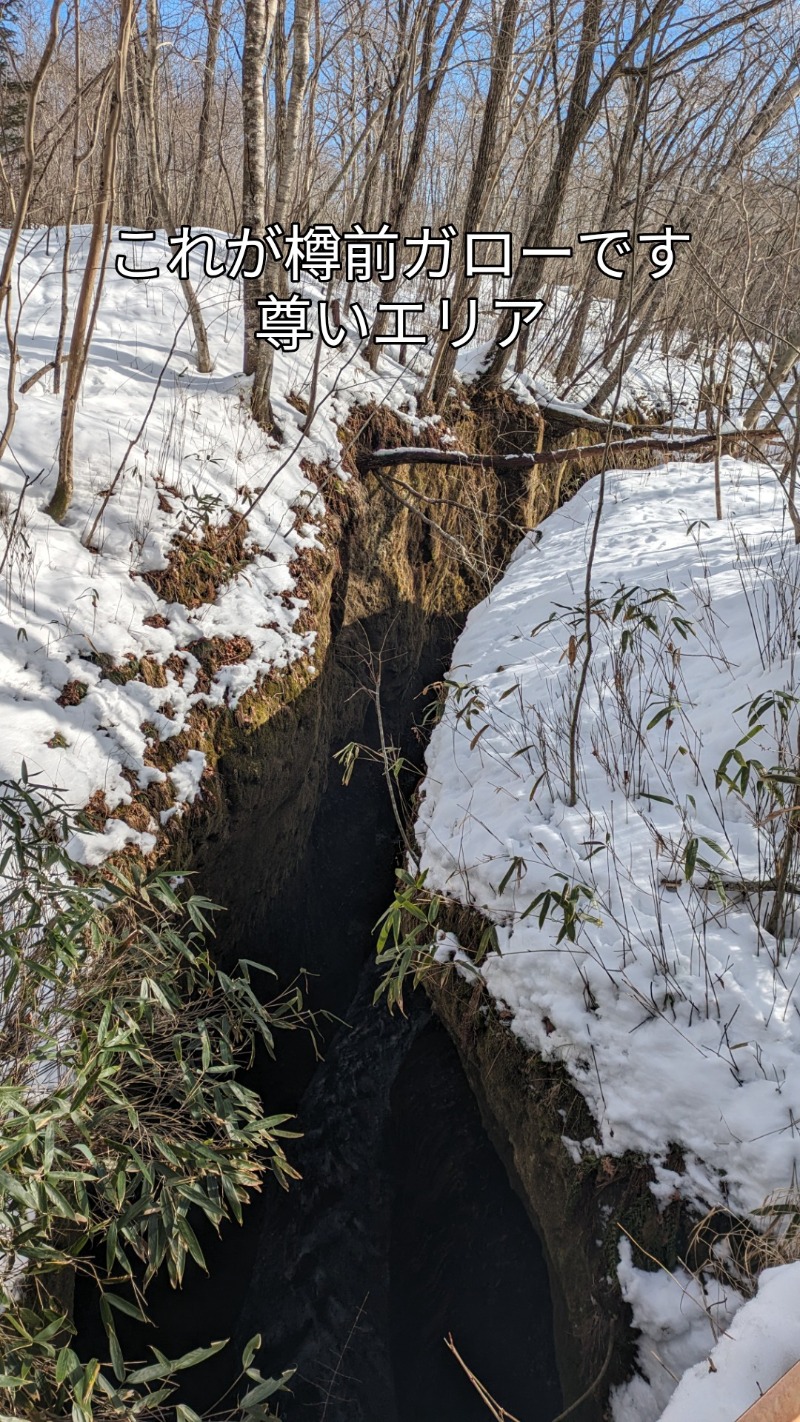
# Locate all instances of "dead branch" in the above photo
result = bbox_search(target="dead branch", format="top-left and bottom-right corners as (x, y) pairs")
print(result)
(360, 426), (779, 476)
(20, 359), (64, 395)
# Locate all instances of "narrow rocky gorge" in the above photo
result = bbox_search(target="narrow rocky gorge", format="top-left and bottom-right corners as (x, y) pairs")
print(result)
(74, 396), (666, 1420)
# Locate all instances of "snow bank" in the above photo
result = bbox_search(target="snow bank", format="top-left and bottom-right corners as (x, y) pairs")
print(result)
(0, 227), (422, 856)
(612, 1237), (744, 1422)
(656, 1260), (800, 1422)
(415, 456), (800, 1415)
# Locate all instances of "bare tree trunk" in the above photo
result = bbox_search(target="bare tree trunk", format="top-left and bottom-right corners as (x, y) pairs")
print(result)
(47, 0), (136, 523)
(0, 0), (60, 462)
(426, 0), (521, 407)
(555, 77), (641, 389)
(478, 0), (684, 394)
(271, 0), (288, 210)
(586, 278), (662, 412)
(119, 41), (139, 223)
(188, 0), (223, 223)
(745, 329), (800, 428)
(367, 0), (470, 370)
(476, 0), (604, 394)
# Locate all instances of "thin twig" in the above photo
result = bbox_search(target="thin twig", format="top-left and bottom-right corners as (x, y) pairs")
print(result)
(0, 473), (30, 581)
(444, 1334), (523, 1421)
(82, 313), (189, 551)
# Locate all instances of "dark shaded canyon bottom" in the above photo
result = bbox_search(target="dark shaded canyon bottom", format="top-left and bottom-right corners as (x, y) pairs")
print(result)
(75, 613), (563, 1420)
(231, 969), (563, 1422)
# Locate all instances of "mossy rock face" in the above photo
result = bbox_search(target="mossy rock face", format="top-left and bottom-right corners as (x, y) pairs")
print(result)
(424, 956), (694, 1421)
(141, 515), (251, 608)
(153, 389), (618, 876)
(176, 396), (553, 942)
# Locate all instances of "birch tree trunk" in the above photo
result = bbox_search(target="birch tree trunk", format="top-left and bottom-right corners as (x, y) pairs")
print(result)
(0, 0), (60, 462)
(53, 0), (83, 396)
(242, 0), (278, 429)
(141, 0), (213, 373)
(271, 0), (312, 298)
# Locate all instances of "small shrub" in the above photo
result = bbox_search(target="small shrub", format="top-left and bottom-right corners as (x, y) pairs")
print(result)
(0, 771), (310, 1419)
(56, 679), (89, 708)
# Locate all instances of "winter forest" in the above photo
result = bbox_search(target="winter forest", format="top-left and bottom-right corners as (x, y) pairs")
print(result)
(4, 0), (800, 1420)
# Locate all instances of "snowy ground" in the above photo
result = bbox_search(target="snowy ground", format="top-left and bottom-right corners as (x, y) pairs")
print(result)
(0, 227), (423, 861)
(416, 459), (800, 1419)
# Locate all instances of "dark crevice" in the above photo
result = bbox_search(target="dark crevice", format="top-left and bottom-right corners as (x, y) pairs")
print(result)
(73, 455), (564, 1420)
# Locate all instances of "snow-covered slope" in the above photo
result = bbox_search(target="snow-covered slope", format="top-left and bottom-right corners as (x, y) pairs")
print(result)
(415, 457), (800, 1418)
(0, 227), (421, 861)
